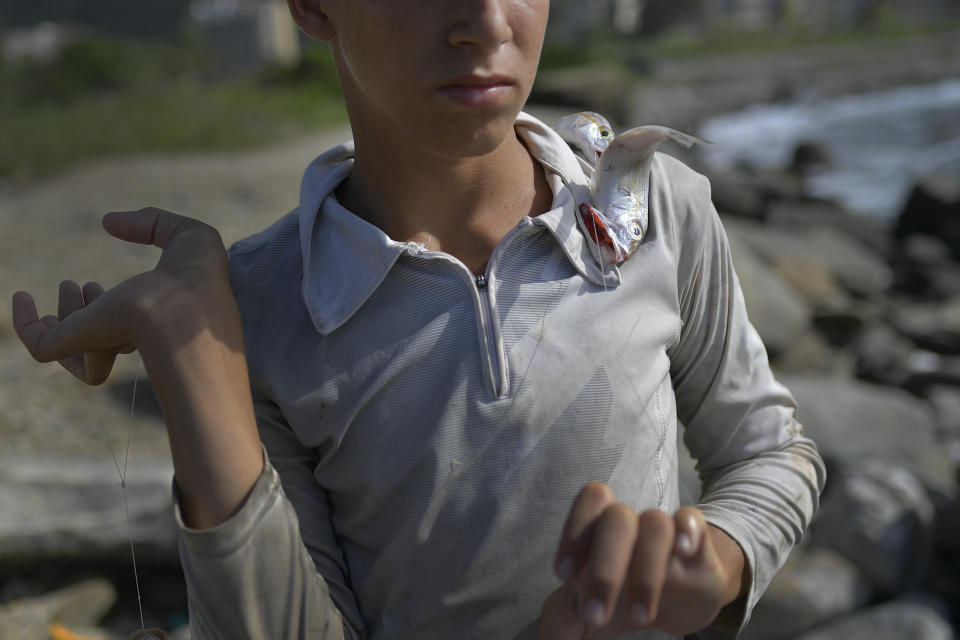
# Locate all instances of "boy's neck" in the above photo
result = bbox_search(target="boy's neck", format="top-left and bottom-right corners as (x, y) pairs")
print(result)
(336, 121), (553, 275)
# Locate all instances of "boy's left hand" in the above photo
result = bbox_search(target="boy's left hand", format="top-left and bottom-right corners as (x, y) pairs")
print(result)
(538, 483), (748, 639)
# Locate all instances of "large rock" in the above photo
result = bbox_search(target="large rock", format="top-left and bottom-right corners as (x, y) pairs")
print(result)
(767, 200), (892, 261)
(723, 218), (893, 299)
(892, 234), (960, 300)
(792, 598), (955, 640)
(707, 165), (804, 220)
(725, 228), (811, 357)
(773, 254), (847, 310)
(741, 546), (871, 640)
(708, 168), (769, 220)
(812, 459), (936, 594)
(927, 385), (960, 439)
(890, 299), (960, 355)
(774, 330), (855, 377)
(895, 171), (960, 260)
(855, 324), (922, 387)
(0, 456), (177, 564)
(855, 323), (960, 394)
(778, 375), (954, 494)
(0, 578), (116, 640)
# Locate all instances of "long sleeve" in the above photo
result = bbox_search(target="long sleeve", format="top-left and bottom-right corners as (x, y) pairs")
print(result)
(666, 176), (827, 637)
(174, 392), (366, 640)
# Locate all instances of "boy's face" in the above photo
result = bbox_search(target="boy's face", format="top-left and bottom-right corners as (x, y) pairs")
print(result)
(314, 0), (550, 158)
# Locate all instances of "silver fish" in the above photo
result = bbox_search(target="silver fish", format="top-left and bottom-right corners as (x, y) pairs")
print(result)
(579, 125), (709, 264)
(554, 111), (615, 167)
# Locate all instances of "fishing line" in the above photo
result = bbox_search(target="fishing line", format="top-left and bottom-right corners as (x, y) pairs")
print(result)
(88, 353), (145, 631)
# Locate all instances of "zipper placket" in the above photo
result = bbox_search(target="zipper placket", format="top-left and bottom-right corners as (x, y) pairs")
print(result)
(412, 221), (531, 399)
(472, 269), (505, 399)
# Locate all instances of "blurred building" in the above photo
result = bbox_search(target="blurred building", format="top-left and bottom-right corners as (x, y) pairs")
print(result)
(548, 0), (651, 41)
(189, 0), (300, 74)
(701, 0), (960, 29)
(1, 22), (72, 62)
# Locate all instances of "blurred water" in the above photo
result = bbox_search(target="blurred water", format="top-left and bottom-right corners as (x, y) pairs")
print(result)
(699, 79), (960, 220)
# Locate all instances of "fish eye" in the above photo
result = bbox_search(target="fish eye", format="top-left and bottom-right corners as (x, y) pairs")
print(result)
(630, 224), (643, 238)
(600, 129), (611, 138)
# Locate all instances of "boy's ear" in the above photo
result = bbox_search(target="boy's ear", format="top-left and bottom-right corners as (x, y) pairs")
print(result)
(287, 0), (336, 41)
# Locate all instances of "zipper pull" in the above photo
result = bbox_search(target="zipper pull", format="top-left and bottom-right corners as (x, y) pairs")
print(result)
(475, 274), (487, 290)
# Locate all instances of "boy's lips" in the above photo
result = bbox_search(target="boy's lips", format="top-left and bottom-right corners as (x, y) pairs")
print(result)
(436, 74), (516, 107)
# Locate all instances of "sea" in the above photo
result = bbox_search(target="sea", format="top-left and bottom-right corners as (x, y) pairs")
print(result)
(698, 78), (960, 221)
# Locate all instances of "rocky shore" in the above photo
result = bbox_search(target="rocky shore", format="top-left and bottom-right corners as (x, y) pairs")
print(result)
(697, 162), (960, 640)
(2, 35), (960, 636)
(533, 30), (960, 132)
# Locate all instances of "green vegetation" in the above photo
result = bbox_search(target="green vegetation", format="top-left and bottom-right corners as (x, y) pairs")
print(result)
(0, 36), (346, 180)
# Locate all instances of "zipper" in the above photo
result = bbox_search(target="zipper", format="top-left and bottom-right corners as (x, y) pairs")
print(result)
(473, 270), (502, 398)
(410, 220), (530, 399)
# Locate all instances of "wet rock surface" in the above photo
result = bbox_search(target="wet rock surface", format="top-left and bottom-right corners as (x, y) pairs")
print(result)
(741, 546), (872, 640)
(790, 598), (955, 640)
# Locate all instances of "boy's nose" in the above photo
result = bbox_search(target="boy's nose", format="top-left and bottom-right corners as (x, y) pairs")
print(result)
(447, 0), (513, 51)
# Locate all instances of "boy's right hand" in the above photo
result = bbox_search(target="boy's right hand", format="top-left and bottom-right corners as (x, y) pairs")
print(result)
(13, 207), (240, 380)
(14, 207), (263, 529)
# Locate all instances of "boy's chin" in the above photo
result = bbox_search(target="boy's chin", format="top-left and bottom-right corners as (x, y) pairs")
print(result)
(424, 108), (525, 159)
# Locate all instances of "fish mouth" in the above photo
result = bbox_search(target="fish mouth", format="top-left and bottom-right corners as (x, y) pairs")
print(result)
(578, 203), (626, 264)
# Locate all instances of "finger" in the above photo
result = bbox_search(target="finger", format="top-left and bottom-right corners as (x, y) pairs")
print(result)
(39, 314), (94, 382)
(13, 285), (130, 364)
(578, 502), (638, 629)
(58, 280), (85, 320)
(537, 584), (587, 640)
(55, 281), (91, 379)
(76, 282), (123, 384)
(126, 629), (168, 640)
(673, 506), (707, 560)
(81, 281), (106, 304)
(555, 483), (616, 582)
(102, 207), (199, 249)
(624, 508), (674, 626)
(84, 281), (136, 355)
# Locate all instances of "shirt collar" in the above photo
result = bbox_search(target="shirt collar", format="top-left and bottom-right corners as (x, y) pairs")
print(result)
(298, 111), (620, 335)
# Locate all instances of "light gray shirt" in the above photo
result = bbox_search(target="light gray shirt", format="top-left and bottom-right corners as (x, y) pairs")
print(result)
(175, 112), (826, 640)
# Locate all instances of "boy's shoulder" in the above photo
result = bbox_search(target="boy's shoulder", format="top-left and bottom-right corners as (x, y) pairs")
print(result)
(226, 208), (303, 294)
(226, 140), (354, 274)
(648, 150), (720, 245)
(650, 151), (711, 203)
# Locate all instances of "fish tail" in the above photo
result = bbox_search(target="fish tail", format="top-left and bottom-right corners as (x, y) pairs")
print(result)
(660, 127), (712, 148)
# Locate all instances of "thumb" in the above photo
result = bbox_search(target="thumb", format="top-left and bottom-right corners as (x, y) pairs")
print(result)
(538, 584), (587, 640)
(102, 208), (196, 249)
(672, 506), (707, 560)
(126, 629), (167, 640)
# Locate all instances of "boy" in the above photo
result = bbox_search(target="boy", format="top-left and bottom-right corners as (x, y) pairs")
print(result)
(12, 1), (825, 638)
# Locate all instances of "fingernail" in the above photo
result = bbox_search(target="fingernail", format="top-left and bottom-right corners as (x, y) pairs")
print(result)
(630, 603), (650, 625)
(676, 532), (693, 555)
(556, 556), (575, 581)
(583, 598), (606, 627)
(677, 533), (693, 555)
